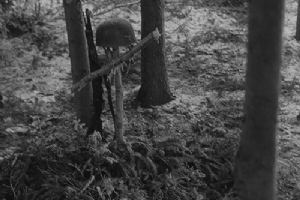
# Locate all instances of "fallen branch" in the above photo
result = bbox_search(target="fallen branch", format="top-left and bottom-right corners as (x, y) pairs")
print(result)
(72, 28), (161, 93)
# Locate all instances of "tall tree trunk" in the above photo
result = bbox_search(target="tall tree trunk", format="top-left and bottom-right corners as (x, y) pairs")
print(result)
(234, 0), (284, 200)
(296, 0), (300, 41)
(137, 0), (174, 107)
(63, 0), (93, 126)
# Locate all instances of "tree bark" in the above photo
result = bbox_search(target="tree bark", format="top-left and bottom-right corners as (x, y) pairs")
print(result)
(114, 66), (124, 143)
(234, 0), (284, 200)
(296, 0), (300, 41)
(85, 9), (104, 135)
(137, 0), (174, 107)
(63, 0), (93, 126)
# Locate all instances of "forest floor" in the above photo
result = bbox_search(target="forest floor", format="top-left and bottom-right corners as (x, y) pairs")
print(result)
(0, 0), (300, 199)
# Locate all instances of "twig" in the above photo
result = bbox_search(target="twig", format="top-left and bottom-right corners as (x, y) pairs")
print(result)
(80, 175), (95, 193)
(72, 28), (161, 93)
(9, 172), (16, 200)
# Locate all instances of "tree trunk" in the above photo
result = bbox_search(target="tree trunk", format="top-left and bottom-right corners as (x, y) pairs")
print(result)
(63, 0), (93, 126)
(296, 0), (300, 41)
(137, 0), (174, 107)
(234, 0), (284, 200)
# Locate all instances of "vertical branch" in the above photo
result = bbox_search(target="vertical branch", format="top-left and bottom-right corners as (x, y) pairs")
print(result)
(104, 75), (115, 124)
(114, 68), (124, 143)
(104, 48), (116, 124)
(113, 49), (125, 143)
(85, 9), (104, 135)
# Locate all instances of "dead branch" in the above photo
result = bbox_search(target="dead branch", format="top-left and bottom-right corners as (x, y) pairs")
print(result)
(80, 175), (95, 194)
(72, 28), (160, 93)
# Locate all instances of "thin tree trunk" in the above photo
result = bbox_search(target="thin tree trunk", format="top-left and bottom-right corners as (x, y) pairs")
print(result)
(234, 0), (284, 200)
(63, 0), (93, 126)
(103, 75), (115, 124)
(137, 0), (174, 107)
(112, 50), (124, 143)
(114, 67), (124, 143)
(296, 0), (300, 41)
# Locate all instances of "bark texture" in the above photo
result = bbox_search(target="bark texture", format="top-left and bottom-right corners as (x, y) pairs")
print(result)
(296, 0), (300, 41)
(63, 0), (93, 125)
(234, 0), (284, 200)
(85, 9), (104, 135)
(114, 67), (124, 143)
(137, 0), (173, 107)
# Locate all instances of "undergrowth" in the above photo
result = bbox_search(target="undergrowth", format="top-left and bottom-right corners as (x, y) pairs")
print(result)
(0, 113), (239, 200)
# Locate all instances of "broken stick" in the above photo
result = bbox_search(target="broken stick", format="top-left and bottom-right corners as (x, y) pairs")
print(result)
(72, 28), (161, 93)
